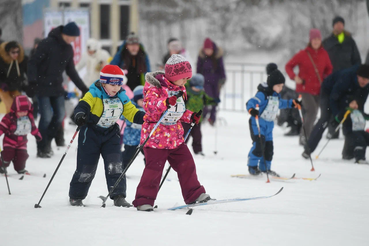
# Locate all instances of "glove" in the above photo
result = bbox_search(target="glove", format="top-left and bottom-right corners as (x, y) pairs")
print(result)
(330, 116), (340, 129)
(191, 110), (202, 125)
(35, 132), (42, 142)
(166, 91), (184, 108)
(74, 112), (87, 126)
(248, 108), (259, 117)
(293, 99), (302, 109)
(166, 95), (177, 108)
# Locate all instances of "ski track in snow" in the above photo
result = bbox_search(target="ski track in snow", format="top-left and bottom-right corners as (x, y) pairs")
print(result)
(1, 111), (368, 246)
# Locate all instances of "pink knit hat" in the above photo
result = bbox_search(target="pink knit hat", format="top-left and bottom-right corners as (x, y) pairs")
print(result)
(165, 54), (192, 82)
(203, 38), (213, 49)
(309, 29), (322, 41)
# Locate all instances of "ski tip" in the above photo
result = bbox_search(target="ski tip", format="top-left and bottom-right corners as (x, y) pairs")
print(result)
(43, 173), (46, 178)
(275, 187), (284, 196)
(291, 173), (296, 179)
(186, 209), (193, 215)
(19, 175), (24, 180)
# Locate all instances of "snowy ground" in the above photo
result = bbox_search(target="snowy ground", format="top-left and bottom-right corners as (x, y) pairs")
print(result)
(1, 110), (368, 246)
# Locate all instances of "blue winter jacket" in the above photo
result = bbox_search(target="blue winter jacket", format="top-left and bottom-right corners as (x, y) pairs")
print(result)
(246, 83), (293, 126)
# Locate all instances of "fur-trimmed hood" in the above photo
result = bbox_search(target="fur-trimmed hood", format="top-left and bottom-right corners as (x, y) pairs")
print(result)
(0, 42), (25, 64)
(145, 71), (166, 88)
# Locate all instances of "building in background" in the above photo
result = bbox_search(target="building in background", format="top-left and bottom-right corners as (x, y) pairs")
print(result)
(22, 0), (139, 54)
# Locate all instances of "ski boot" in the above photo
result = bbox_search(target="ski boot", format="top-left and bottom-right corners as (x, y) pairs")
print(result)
(17, 169), (29, 174)
(137, 204), (154, 212)
(248, 166), (261, 176)
(195, 193), (211, 203)
(69, 198), (84, 207)
(114, 195), (132, 207)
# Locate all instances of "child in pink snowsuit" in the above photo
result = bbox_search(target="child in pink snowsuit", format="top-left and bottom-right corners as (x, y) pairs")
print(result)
(133, 54), (210, 211)
(0, 95), (42, 174)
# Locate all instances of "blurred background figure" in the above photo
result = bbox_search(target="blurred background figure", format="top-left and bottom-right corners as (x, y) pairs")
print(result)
(110, 32), (150, 91)
(323, 16), (362, 139)
(197, 37), (226, 126)
(0, 41), (28, 113)
(162, 38), (193, 69)
(285, 29), (333, 145)
(76, 38), (111, 87)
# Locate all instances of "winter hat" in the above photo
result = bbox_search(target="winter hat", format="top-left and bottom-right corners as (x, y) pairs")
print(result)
(165, 54), (192, 82)
(62, 22), (80, 37)
(100, 65), (125, 85)
(189, 74), (205, 90)
(203, 38), (213, 50)
(356, 64), (369, 79)
(309, 29), (322, 41)
(266, 63), (278, 76)
(267, 69), (285, 88)
(133, 85), (144, 102)
(332, 16), (345, 27)
(5, 41), (19, 53)
(12, 95), (32, 113)
(126, 32), (139, 44)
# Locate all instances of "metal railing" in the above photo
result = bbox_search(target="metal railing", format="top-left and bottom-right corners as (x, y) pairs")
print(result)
(219, 63), (267, 112)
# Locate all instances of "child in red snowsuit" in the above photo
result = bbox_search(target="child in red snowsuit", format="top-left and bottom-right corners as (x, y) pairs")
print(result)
(0, 95), (42, 174)
(132, 54), (210, 211)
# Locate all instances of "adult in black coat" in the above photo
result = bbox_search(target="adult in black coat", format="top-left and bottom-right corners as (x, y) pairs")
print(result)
(27, 22), (88, 158)
(322, 16), (362, 139)
(0, 41), (27, 113)
(302, 64), (369, 159)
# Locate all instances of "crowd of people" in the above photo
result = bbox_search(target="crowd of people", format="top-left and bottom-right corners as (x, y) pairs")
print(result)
(0, 15), (368, 209)
(0, 21), (226, 210)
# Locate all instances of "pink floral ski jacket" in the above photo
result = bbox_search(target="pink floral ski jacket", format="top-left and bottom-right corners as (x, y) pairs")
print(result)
(140, 72), (193, 149)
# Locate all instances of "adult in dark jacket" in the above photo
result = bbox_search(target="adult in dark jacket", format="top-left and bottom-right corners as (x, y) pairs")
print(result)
(302, 64), (369, 159)
(323, 16), (362, 139)
(27, 22), (88, 158)
(0, 41), (27, 113)
(110, 32), (150, 91)
(197, 38), (226, 125)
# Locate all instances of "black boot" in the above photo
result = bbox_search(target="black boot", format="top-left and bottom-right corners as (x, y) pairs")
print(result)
(69, 198), (84, 206)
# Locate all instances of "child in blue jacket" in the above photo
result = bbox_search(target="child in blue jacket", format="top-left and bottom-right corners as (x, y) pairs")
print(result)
(121, 85), (145, 168)
(246, 69), (301, 176)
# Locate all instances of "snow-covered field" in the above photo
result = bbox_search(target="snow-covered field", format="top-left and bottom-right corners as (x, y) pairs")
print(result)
(1, 110), (368, 246)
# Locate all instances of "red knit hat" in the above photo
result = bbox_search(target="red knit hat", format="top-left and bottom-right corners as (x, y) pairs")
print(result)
(165, 54), (192, 82)
(100, 65), (125, 85)
(203, 38), (213, 49)
(309, 29), (322, 41)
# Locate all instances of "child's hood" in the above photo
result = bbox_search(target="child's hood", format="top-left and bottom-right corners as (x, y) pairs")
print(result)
(145, 71), (187, 95)
(10, 95), (32, 116)
(257, 82), (275, 97)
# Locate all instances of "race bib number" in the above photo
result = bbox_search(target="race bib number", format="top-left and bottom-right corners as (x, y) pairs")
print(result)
(161, 91), (186, 126)
(14, 116), (32, 136)
(260, 96), (279, 122)
(351, 110), (366, 131)
(97, 98), (123, 128)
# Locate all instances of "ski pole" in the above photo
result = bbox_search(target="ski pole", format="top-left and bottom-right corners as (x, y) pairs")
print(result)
(0, 147), (11, 195)
(34, 126), (81, 208)
(100, 110), (169, 207)
(99, 91), (184, 207)
(158, 110), (202, 192)
(315, 110), (351, 160)
(254, 104), (270, 183)
(296, 95), (315, 171)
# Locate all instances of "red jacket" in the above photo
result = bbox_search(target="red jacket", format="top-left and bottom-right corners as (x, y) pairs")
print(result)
(285, 46), (333, 95)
